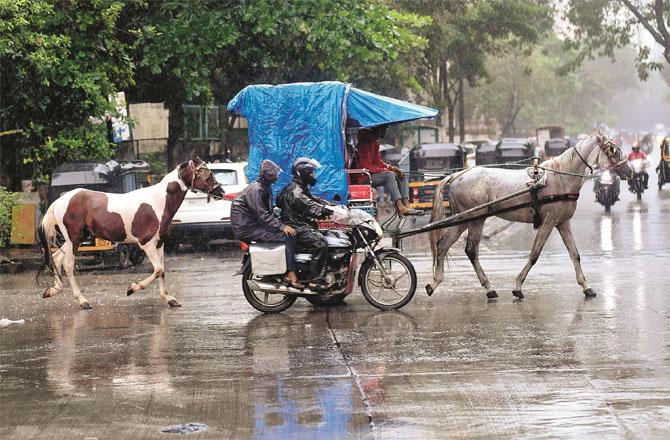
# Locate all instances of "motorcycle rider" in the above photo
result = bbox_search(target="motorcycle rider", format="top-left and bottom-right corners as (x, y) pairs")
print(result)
(231, 159), (303, 289)
(627, 142), (649, 189)
(277, 158), (334, 284)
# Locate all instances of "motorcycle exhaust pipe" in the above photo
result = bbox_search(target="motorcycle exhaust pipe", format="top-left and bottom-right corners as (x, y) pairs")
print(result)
(246, 280), (318, 296)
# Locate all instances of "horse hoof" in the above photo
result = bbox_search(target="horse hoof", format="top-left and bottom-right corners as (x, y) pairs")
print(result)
(583, 288), (597, 298)
(43, 288), (52, 298)
(80, 302), (92, 310)
(512, 290), (524, 299)
(168, 299), (181, 308)
(425, 284), (434, 296)
(127, 286), (134, 296)
(486, 290), (498, 299)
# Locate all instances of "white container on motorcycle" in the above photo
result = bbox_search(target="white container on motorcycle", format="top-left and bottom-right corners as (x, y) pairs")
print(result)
(249, 242), (287, 275)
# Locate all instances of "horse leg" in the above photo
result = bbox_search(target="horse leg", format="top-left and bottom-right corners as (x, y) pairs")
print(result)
(127, 243), (180, 307)
(513, 222), (554, 299)
(43, 247), (66, 298)
(61, 242), (92, 310)
(556, 221), (595, 297)
(156, 245), (180, 307)
(426, 224), (467, 296)
(464, 220), (497, 299)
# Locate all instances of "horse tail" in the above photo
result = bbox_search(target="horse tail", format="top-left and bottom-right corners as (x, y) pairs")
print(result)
(430, 176), (451, 223)
(37, 203), (61, 285)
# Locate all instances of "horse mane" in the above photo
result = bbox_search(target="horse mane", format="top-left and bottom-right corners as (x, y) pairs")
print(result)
(542, 135), (596, 171)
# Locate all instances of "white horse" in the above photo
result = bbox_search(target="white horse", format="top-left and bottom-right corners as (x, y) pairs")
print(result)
(39, 155), (224, 309)
(427, 133), (631, 299)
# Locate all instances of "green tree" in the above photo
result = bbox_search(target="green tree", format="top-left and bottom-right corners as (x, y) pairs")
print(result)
(564, 0), (670, 79)
(396, 0), (553, 142)
(469, 40), (639, 136)
(0, 0), (137, 184)
(125, 0), (428, 165)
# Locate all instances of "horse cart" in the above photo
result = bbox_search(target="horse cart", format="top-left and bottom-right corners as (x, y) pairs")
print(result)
(49, 160), (150, 268)
(226, 81), (438, 311)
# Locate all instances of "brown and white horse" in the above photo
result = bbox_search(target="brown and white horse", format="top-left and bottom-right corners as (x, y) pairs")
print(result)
(39, 155), (224, 309)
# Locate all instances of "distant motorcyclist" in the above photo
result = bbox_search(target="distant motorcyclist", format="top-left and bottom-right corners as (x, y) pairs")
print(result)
(231, 159), (303, 288)
(277, 158), (334, 281)
(627, 142), (649, 189)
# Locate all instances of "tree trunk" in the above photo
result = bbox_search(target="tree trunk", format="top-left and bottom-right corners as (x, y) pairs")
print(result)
(447, 104), (455, 142)
(458, 76), (465, 143)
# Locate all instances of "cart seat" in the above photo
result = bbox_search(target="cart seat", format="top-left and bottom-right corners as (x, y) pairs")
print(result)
(349, 184), (372, 200)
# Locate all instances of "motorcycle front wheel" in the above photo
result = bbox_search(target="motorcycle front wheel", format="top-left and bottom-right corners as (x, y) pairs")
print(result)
(360, 252), (416, 310)
(242, 268), (297, 313)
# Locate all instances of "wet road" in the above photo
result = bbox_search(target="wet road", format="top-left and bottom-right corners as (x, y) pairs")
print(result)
(2, 153), (670, 439)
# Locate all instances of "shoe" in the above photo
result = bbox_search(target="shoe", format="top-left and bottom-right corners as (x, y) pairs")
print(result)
(283, 274), (305, 290)
(400, 208), (425, 217)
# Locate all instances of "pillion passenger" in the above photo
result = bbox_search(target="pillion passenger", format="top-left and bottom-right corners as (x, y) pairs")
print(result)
(230, 159), (303, 288)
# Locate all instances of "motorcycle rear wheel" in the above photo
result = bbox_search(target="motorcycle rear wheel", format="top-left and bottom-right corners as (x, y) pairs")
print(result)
(360, 253), (416, 310)
(242, 268), (297, 313)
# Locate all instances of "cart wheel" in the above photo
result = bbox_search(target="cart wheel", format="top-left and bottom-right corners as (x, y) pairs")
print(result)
(360, 252), (416, 310)
(117, 244), (132, 269)
(306, 294), (347, 307)
(242, 267), (297, 313)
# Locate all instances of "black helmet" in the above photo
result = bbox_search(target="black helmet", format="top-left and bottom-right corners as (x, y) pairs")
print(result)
(291, 157), (321, 186)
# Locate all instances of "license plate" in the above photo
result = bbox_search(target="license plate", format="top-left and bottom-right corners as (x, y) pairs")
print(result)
(96, 238), (113, 246)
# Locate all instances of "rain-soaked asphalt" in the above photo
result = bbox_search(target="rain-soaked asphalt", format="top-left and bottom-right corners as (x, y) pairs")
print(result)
(2, 153), (670, 439)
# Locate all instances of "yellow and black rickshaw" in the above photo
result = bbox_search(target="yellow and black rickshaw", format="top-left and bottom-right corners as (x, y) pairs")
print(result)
(407, 143), (465, 212)
(49, 160), (151, 268)
(657, 137), (670, 189)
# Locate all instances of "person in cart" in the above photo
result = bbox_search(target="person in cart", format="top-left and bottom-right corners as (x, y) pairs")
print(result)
(277, 158), (335, 283)
(353, 125), (422, 216)
(231, 160), (303, 288)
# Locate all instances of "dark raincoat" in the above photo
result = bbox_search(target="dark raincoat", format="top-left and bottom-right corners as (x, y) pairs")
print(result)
(231, 161), (297, 271)
(277, 178), (333, 277)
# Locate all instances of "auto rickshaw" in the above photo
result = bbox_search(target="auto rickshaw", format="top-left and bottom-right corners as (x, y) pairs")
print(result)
(49, 160), (150, 268)
(407, 143), (465, 211)
(475, 140), (497, 165)
(544, 138), (571, 160)
(495, 138), (534, 166)
(227, 82), (438, 219)
(657, 137), (670, 189)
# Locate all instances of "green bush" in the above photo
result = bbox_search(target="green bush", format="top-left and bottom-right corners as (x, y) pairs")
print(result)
(0, 187), (20, 247)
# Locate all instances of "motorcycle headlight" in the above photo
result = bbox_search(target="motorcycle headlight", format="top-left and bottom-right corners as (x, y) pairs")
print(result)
(600, 171), (612, 184)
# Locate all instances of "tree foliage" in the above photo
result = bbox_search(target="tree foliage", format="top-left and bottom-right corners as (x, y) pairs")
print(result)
(0, 0), (137, 182)
(469, 39), (639, 136)
(564, 0), (670, 79)
(396, 0), (553, 141)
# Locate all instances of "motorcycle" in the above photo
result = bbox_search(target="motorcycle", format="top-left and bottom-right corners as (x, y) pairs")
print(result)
(237, 206), (417, 313)
(628, 158), (649, 201)
(594, 169), (620, 213)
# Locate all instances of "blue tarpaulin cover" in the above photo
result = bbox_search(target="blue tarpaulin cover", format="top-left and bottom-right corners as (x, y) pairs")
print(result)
(227, 81), (438, 202)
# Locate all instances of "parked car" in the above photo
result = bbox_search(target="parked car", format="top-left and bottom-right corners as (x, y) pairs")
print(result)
(170, 161), (248, 248)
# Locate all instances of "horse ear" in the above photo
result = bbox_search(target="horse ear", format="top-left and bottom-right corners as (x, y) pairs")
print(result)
(192, 153), (203, 165)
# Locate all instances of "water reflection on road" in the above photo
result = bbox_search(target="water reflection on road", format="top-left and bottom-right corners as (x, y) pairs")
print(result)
(1, 150), (669, 439)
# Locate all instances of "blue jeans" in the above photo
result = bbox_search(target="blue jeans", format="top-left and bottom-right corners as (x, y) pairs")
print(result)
(371, 171), (409, 202)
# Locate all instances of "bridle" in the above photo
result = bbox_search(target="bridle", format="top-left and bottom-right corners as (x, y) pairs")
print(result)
(573, 137), (627, 176)
(183, 162), (223, 200)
